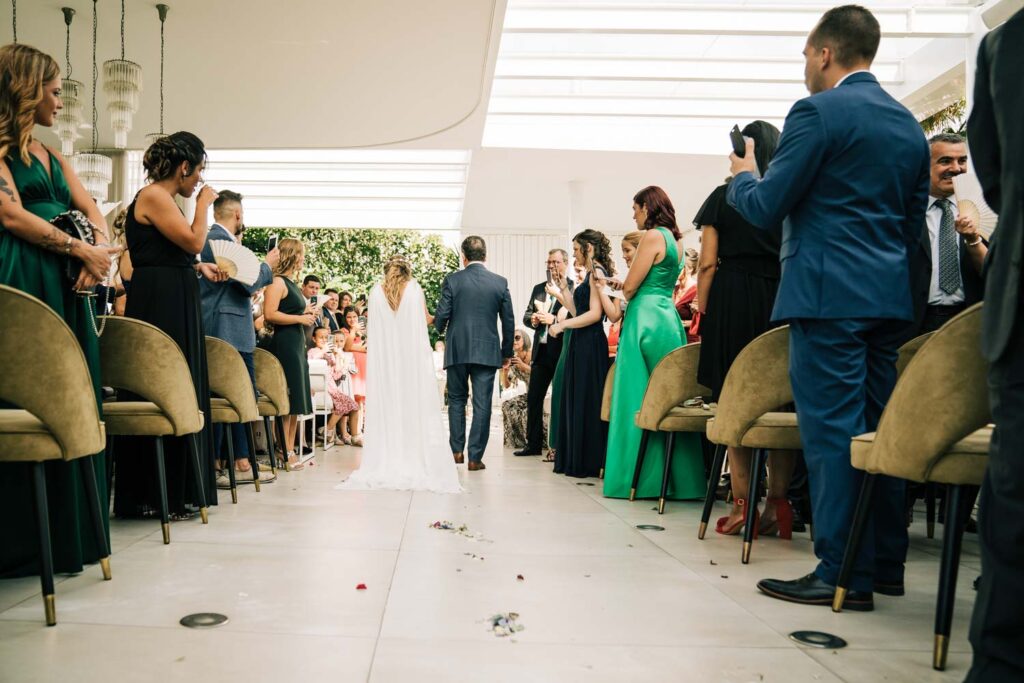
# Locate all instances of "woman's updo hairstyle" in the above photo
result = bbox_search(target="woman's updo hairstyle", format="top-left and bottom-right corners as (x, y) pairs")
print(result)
(573, 229), (616, 278)
(143, 131), (207, 182)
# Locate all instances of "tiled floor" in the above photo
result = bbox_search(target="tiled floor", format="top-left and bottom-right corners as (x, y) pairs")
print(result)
(0, 416), (980, 682)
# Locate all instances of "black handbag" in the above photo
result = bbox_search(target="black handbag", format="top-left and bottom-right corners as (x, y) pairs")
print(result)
(49, 209), (97, 284)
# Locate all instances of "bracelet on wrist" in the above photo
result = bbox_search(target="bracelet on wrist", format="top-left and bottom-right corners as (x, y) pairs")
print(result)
(965, 236), (983, 247)
(64, 235), (73, 256)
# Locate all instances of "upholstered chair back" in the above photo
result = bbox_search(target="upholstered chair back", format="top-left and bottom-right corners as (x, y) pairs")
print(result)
(205, 337), (259, 423)
(253, 348), (290, 415)
(865, 303), (989, 481)
(0, 285), (104, 460)
(635, 343), (706, 431)
(897, 331), (936, 377)
(706, 326), (791, 447)
(98, 316), (202, 436)
(600, 363), (615, 422)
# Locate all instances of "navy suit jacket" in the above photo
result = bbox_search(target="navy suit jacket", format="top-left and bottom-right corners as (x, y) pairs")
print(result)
(434, 262), (515, 369)
(199, 224), (274, 353)
(728, 72), (931, 323)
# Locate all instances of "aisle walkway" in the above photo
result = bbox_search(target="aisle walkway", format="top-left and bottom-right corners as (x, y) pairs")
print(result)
(0, 417), (979, 682)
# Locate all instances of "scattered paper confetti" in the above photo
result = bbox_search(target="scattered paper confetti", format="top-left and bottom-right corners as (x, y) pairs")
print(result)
(710, 560), (718, 566)
(356, 583), (367, 590)
(516, 574), (525, 581)
(720, 575), (729, 579)
(488, 612), (525, 637)
(463, 552), (485, 561)
(430, 520), (491, 543)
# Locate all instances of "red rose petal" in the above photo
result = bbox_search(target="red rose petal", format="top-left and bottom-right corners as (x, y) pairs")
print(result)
(356, 583), (367, 590)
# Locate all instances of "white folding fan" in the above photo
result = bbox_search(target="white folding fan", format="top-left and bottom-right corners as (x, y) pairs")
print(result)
(953, 173), (999, 238)
(210, 241), (261, 286)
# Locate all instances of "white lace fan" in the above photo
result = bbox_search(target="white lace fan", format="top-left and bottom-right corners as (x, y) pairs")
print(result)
(210, 241), (261, 285)
(953, 173), (998, 237)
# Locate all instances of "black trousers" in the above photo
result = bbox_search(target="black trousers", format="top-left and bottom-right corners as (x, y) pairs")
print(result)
(967, 308), (1024, 682)
(921, 302), (968, 335)
(525, 343), (559, 451)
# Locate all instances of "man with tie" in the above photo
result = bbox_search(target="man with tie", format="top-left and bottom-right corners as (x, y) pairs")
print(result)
(908, 133), (988, 336)
(516, 249), (573, 457)
(727, 5), (931, 611)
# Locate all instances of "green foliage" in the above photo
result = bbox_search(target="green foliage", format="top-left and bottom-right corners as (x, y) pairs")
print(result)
(920, 97), (967, 137)
(241, 227), (459, 344)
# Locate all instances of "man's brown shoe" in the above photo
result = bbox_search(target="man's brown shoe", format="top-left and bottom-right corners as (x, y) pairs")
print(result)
(453, 452), (464, 464)
(467, 461), (486, 471)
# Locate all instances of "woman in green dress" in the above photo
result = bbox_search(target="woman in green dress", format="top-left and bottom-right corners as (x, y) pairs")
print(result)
(602, 186), (705, 501)
(264, 238), (316, 468)
(0, 44), (122, 577)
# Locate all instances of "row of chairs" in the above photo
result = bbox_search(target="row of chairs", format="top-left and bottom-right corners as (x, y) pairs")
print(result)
(0, 285), (292, 626)
(601, 303), (989, 671)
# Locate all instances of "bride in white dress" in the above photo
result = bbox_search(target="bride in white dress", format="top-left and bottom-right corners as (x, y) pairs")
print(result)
(337, 256), (462, 493)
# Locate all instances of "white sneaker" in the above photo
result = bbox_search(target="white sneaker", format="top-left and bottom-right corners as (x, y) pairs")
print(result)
(215, 472), (232, 489)
(351, 435), (364, 447)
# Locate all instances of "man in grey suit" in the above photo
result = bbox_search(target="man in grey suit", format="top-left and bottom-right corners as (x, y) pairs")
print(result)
(199, 190), (279, 485)
(434, 236), (515, 471)
(965, 9), (1024, 681)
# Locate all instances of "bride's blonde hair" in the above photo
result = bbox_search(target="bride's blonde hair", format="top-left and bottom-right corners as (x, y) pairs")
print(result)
(382, 255), (412, 311)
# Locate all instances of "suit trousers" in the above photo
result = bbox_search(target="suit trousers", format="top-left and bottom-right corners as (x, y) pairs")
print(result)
(213, 351), (255, 463)
(968, 307), (1024, 682)
(446, 363), (497, 462)
(525, 342), (559, 451)
(789, 318), (909, 593)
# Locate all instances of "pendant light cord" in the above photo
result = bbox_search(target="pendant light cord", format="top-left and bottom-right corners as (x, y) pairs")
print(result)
(11, 0), (16, 43)
(160, 12), (165, 134)
(91, 0), (99, 152)
(120, 0), (126, 60)
(64, 14), (73, 79)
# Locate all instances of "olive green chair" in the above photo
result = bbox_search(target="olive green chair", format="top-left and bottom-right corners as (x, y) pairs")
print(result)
(599, 362), (615, 478)
(629, 343), (717, 514)
(704, 326), (801, 563)
(832, 304), (989, 672)
(254, 348), (290, 472)
(206, 337), (264, 503)
(0, 285), (111, 626)
(896, 331), (940, 538)
(99, 316), (209, 544)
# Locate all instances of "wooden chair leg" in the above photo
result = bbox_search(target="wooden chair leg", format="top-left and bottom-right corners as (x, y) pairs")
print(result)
(699, 443), (727, 539)
(926, 482), (937, 539)
(658, 432), (677, 514)
(934, 484), (967, 671)
(833, 473), (877, 611)
(246, 424), (261, 492)
(263, 416), (278, 474)
(186, 433), (209, 524)
(630, 430), (651, 501)
(31, 462), (57, 626)
(154, 437), (171, 544)
(78, 456), (112, 578)
(741, 449), (767, 564)
(225, 431), (238, 504)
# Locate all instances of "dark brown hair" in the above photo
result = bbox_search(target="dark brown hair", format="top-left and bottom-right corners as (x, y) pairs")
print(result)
(143, 131), (207, 182)
(632, 186), (681, 240)
(809, 5), (880, 68)
(573, 229), (615, 278)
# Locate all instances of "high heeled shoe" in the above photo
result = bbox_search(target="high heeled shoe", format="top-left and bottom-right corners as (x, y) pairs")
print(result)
(716, 498), (759, 536)
(759, 497), (794, 540)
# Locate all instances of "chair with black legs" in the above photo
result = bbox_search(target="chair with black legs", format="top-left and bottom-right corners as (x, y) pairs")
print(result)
(0, 285), (112, 625)
(99, 316), (209, 544)
(254, 348), (290, 472)
(704, 326), (802, 563)
(832, 304), (989, 672)
(628, 343), (715, 514)
(206, 337), (264, 503)
(895, 331), (938, 538)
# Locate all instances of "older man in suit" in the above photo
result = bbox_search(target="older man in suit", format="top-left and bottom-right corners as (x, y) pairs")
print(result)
(966, 9), (1024, 681)
(727, 5), (931, 611)
(200, 190), (278, 485)
(434, 236), (515, 471)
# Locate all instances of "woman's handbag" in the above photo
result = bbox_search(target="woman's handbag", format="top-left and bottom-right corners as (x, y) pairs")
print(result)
(49, 209), (96, 285)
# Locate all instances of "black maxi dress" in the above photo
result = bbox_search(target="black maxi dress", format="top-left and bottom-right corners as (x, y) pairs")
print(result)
(112, 197), (217, 517)
(266, 277), (313, 417)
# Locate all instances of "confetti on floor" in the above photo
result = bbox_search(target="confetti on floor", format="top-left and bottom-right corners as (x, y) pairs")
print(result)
(488, 612), (525, 638)
(430, 520), (491, 543)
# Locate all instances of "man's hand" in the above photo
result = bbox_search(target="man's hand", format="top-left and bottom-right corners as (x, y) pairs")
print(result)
(198, 262), (229, 283)
(954, 214), (981, 241)
(502, 357), (512, 370)
(530, 312), (541, 327)
(729, 138), (758, 178)
(537, 311), (555, 326)
(264, 246), (281, 270)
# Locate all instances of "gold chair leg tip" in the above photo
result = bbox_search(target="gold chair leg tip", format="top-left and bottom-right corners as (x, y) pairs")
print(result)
(832, 587), (847, 612)
(44, 594), (56, 626)
(231, 490), (238, 504)
(933, 635), (948, 670)
(698, 522), (707, 540)
(741, 542), (751, 564)
(200, 508), (209, 524)
(628, 488), (636, 502)
(254, 481), (261, 493)
(161, 522), (171, 545)
(100, 556), (112, 580)
(657, 499), (665, 515)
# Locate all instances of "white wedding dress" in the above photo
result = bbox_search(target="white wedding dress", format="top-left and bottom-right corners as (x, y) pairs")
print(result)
(336, 280), (462, 493)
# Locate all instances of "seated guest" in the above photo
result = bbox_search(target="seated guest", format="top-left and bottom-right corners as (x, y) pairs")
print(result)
(675, 247), (700, 342)
(331, 328), (364, 445)
(908, 133), (988, 335)
(199, 189), (278, 486)
(340, 291), (353, 310)
(308, 327), (360, 446)
(502, 329), (545, 449)
(321, 288), (342, 331)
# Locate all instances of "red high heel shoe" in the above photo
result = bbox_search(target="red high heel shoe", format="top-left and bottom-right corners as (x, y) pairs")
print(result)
(716, 498), (759, 536)
(759, 497), (794, 540)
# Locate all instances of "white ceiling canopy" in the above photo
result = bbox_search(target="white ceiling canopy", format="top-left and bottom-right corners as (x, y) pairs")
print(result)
(201, 149), (472, 230)
(484, 0), (980, 154)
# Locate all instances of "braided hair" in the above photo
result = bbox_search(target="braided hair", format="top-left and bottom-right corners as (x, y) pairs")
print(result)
(142, 131), (207, 182)
(573, 229), (615, 277)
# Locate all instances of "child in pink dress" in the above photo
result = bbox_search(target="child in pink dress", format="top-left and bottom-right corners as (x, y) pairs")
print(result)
(308, 327), (362, 446)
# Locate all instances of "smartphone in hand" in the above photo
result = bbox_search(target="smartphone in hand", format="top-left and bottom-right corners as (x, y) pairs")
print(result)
(267, 234), (279, 251)
(730, 125), (746, 157)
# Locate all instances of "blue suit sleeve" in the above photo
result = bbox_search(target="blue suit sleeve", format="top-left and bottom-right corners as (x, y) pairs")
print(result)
(967, 35), (1001, 210)
(500, 285), (515, 358)
(434, 275), (453, 335)
(727, 99), (828, 229)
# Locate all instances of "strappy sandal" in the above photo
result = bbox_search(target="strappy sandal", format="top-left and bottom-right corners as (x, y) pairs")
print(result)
(542, 451), (555, 463)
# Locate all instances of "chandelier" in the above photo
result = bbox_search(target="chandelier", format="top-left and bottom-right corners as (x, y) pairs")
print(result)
(102, 0), (142, 149)
(53, 7), (85, 156)
(73, 0), (113, 201)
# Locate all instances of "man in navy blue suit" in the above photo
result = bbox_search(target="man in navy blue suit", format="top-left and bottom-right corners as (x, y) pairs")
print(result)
(727, 5), (930, 610)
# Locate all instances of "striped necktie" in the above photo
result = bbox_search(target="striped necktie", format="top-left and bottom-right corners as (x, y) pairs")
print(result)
(935, 198), (961, 295)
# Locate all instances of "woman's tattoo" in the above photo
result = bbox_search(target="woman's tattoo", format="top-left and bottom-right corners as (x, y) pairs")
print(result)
(41, 227), (72, 253)
(0, 177), (18, 203)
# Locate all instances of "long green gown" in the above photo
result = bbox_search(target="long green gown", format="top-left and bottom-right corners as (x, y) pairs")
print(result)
(603, 227), (705, 500)
(0, 149), (109, 577)
(547, 329), (571, 452)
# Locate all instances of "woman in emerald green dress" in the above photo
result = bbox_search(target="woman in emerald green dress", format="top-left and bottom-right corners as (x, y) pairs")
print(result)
(0, 44), (122, 577)
(602, 186), (705, 501)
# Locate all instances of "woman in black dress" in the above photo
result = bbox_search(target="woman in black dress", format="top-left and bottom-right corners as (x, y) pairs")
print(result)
(548, 229), (618, 478)
(694, 120), (796, 538)
(113, 132), (225, 519)
(263, 238), (315, 468)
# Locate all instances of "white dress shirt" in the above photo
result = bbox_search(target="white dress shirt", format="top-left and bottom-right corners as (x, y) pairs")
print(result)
(926, 195), (965, 305)
(834, 69), (872, 87)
